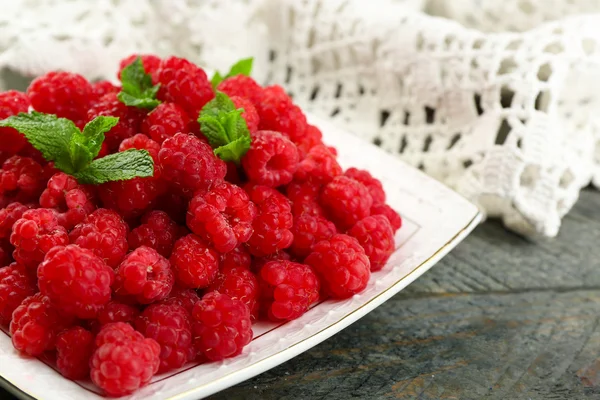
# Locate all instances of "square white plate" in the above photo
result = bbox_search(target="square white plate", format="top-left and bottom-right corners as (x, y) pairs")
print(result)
(0, 116), (481, 400)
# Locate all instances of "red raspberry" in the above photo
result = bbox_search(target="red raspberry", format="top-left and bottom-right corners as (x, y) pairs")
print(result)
(0, 156), (45, 204)
(370, 203), (402, 233)
(98, 176), (164, 220)
(255, 85), (308, 144)
(230, 96), (259, 133)
(349, 215), (395, 271)
(10, 293), (73, 355)
(187, 181), (257, 253)
(305, 234), (371, 299)
(55, 326), (94, 380)
(40, 172), (96, 230)
(290, 214), (337, 259)
(159, 133), (226, 197)
(258, 261), (320, 321)
(0, 263), (36, 324)
(221, 245), (251, 270)
(295, 145), (342, 184)
(86, 92), (146, 151)
(91, 322), (160, 396)
(320, 176), (373, 230)
(142, 103), (191, 144)
(27, 71), (93, 127)
(251, 250), (292, 274)
(91, 80), (119, 98)
(170, 234), (219, 289)
(163, 286), (200, 314)
(0, 239), (13, 266)
(135, 303), (194, 372)
(157, 56), (214, 117)
(217, 75), (263, 103)
(207, 266), (259, 319)
(95, 301), (140, 329)
(10, 208), (69, 270)
(0, 91), (31, 154)
(128, 210), (179, 257)
(118, 54), (162, 82)
(114, 246), (174, 304)
(245, 184), (293, 256)
(295, 124), (324, 156)
(192, 292), (252, 361)
(0, 202), (31, 239)
(119, 133), (161, 162)
(286, 180), (325, 217)
(96, 142), (110, 158)
(69, 209), (129, 268)
(242, 131), (299, 187)
(344, 168), (386, 205)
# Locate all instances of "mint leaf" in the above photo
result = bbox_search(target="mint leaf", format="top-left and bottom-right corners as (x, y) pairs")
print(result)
(80, 116), (119, 159)
(74, 149), (154, 184)
(118, 57), (161, 109)
(214, 136), (252, 163)
(210, 57), (254, 88)
(210, 71), (225, 89)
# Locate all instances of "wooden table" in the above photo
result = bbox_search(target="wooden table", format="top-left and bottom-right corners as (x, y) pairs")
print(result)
(3, 190), (600, 400)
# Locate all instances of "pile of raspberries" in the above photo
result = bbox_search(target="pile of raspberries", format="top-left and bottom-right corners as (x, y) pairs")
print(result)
(0, 54), (401, 396)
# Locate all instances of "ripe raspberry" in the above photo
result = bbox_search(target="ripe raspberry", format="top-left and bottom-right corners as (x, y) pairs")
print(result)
(118, 54), (162, 82)
(27, 71), (93, 126)
(255, 85), (308, 144)
(251, 250), (292, 274)
(163, 286), (200, 314)
(40, 172), (96, 230)
(99, 177), (164, 220)
(0, 91), (31, 154)
(170, 234), (219, 289)
(349, 215), (395, 271)
(320, 176), (373, 230)
(294, 145), (342, 184)
(245, 184), (293, 256)
(0, 156), (45, 204)
(10, 208), (69, 269)
(135, 303), (194, 372)
(221, 245), (251, 270)
(258, 261), (320, 321)
(69, 209), (129, 268)
(0, 263), (36, 324)
(56, 326), (94, 380)
(286, 180), (325, 217)
(187, 181), (257, 253)
(305, 234), (371, 299)
(91, 80), (119, 98)
(217, 75), (263, 103)
(192, 292), (252, 361)
(242, 131), (299, 188)
(128, 210), (179, 257)
(230, 96), (259, 133)
(159, 133), (226, 197)
(295, 124), (324, 156)
(10, 293), (73, 355)
(157, 56), (214, 117)
(344, 168), (386, 205)
(91, 322), (160, 396)
(86, 92), (146, 151)
(114, 246), (174, 304)
(142, 103), (191, 144)
(290, 214), (337, 259)
(207, 266), (259, 319)
(96, 301), (140, 328)
(370, 203), (402, 233)
(119, 133), (161, 162)
(0, 202), (31, 239)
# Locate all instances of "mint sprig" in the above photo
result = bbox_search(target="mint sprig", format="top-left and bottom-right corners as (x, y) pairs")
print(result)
(210, 58), (254, 88)
(117, 57), (161, 109)
(0, 112), (154, 184)
(198, 91), (251, 163)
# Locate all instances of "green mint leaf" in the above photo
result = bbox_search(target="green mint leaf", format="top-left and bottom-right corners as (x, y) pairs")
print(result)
(201, 91), (236, 119)
(197, 115), (228, 148)
(210, 57), (253, 88)
(118, 57), (161, 109)
(81, 116), (119, 159)
(210, 71), (225, 89)
(73, 149), (154, 184)
(214, 136), (252, 163)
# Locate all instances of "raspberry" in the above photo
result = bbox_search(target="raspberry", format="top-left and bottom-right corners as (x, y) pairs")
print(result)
(305, 234), (371, 299)
(163, 286), (200, 314)
(348, 215), (395, 271)
(114, 246), (174, 304)
(0, 202), (31, 239)
(344, 168), (386, 205)
(245, 184), (293, 256)
(320, 176), (373, 230)
(0, 156), (45, 204)
(40, 172), (96, 230)
(242, 131), (299, 187)
(286, 180), (325, 217)
(91, 322), (160, 396)
(0, 263), (36, 324)
(255, 85), (308, 144)
(0, 91), (31, 154)
(10, 208), (69, 270)
(96, 301), (140, 328)
(99, 177), (164, 220)
(207, 266), (259, 319)
(27, 71), (93, 127)
(142, 103), (191, 144)
(258, 261), (320, 321)
(170, 234), (219, 289)
(119, 133), (161, 162)
(91, 80), (119, 98)
(230, 96), (259, 133)
(217, 75), (263, 103)
(295, 124), (324, 156)
(118, 54), (162, 82)
(56, 326), (94, 380)
(38, 245), (114, 318)
(69, 209), (129, 268)
(187, 181), (257, 253)
(192, 292), (252, 361)
(128, 210), (179, 257)
(295, 145), (342, 184)
(157, 56), (214, 117)
(290, 214), (337, 259)
(370, 203), (402, 233)
(134, 303), (194, 372)
(251, 250), (292, 274)
(159, 133), (226, 197)
(10, 293), (73, 355)
(221, 245), (251, 270)
(86, 92), (146, 151)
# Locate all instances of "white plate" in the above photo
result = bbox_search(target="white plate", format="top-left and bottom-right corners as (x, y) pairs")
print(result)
(0, 116), (481, 400)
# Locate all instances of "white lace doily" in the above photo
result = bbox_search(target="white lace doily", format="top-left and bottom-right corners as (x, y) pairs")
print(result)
(1, 0), (599, 237)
